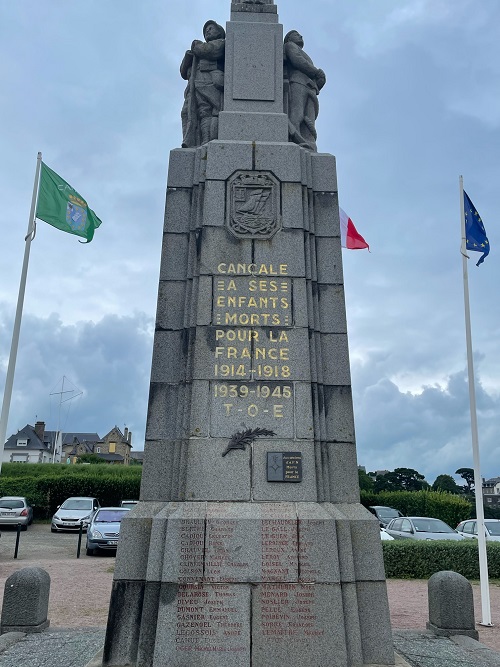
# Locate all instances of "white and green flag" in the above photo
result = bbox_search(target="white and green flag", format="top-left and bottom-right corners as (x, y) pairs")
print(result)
(36, 162), (102, 243)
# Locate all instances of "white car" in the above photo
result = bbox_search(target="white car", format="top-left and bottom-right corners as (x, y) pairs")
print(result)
(51, 496), (100, 532)
(456, 519), (500, 542)
(385, 516), (465, 541)
(380, 528), (394, 541)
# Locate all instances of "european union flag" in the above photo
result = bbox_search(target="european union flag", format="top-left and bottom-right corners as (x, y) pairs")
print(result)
(464, 191), (489, 266)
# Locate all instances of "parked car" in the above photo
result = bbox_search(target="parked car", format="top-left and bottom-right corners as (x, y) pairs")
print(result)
(385, 516), (465, 541)
(86, 507), (130, 555)
(369, 505), (404, 527)
(0, 496), (33, 530)
(120, 500), (138, 509)
(380, 528), (395, 541)
(456, 519), (500, 542)
(51, 497), (100, 532)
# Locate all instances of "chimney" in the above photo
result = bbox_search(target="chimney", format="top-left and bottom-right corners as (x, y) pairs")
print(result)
(34, 421), (45, 441)
(128, 431), (132, 445)
(124, 427), (128, 442)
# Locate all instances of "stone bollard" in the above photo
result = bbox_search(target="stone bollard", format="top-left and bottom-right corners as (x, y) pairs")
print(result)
(1, 567), (50, 634)
(426, 570), (478, 640)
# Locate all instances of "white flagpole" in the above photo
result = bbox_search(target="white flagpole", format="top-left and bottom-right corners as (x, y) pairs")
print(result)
(460, 174), (492, 626)
(0, 152), (42, 473)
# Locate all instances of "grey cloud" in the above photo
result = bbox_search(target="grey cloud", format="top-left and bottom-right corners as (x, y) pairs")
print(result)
(0, 305), (153, 449)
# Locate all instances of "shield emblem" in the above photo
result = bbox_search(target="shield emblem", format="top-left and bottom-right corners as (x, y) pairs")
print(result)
(66, 195), (88, 232)
(227, 171), (280, 239)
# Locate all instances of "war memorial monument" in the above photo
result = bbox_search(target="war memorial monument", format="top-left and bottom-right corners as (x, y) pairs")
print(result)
(102, 1), (394, 665)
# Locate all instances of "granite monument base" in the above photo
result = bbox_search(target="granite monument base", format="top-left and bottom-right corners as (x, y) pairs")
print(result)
(102, 501), (394, 666)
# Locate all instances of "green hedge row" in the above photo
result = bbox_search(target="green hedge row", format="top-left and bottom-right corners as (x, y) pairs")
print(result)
(382, 539), (500, 579)
(0, 463), (141, 478)
(361, 489), (471, 527)
(0, 464), (142, 518)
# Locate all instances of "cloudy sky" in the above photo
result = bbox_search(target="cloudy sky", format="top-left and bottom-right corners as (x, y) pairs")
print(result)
(1, 0), (499, 484)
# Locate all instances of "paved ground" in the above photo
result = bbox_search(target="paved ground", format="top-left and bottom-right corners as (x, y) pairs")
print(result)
(1, 524), (500, 665)
(0, 525), (114, 627)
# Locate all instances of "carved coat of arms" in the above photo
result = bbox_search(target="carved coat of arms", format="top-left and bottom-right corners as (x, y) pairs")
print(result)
(226, 171), (280, 239)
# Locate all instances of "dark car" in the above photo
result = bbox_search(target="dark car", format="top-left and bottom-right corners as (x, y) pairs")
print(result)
(86, 507), (130, 555)
(369, 505), (404, 527)
(0, 496), (34, 530)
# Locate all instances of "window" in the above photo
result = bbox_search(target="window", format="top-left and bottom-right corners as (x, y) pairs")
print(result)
(95, 447), (101, 453)
(401, 519), (413, 533)
(17, 439), (28, 447)
(462, 521), (474, 534)
(109, 443), (116, 453)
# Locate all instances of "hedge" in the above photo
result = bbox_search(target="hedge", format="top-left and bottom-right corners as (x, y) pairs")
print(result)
(382, 540), (500, 579)
(361, 489), (471, 527)
(0, 464), (142, 518)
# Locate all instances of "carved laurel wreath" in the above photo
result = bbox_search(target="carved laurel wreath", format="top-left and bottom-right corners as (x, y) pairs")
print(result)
(222, 428), (276, 457)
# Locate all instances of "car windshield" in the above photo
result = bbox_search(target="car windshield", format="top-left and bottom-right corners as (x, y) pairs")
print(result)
(486, 523), (500, 536)
(413, 518), (454, 533)
(378, 509), (399, 518)
(95, 510), (129, 523)
(61, 499), (93, 510)
(0, 499), (24, 509)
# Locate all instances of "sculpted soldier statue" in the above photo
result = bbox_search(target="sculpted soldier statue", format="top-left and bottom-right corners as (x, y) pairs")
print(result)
(180, 20), (226, 147)
(284, 30), (326, 151)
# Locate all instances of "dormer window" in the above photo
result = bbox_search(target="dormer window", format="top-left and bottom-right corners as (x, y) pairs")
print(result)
(17, 438), (28, 447)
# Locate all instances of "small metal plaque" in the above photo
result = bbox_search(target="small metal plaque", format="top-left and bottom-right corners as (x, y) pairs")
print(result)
(267, 452), (302, 483)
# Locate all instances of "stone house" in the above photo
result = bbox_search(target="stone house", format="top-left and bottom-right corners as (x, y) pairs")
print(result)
(2, 421), (100, 464)
(482, 477), (500, 506)
(62, 426), (133, 465)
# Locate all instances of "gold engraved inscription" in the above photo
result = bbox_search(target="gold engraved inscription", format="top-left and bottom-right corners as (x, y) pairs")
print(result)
(212, 263), (294, 423)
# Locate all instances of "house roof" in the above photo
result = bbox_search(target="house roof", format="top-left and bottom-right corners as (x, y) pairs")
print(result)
(63, 442), (97, 456)
(59, 432), (101, 445)
(4, 425), (51, 451)
(4, 424), (102, 450)
(483, 477), (500, 486)
(97, 453), (124, 462)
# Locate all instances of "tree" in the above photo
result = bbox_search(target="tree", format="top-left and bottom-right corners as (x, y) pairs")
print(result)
(358, 468), (374, 492)
(456, 467), (475, 494)
(76, 454), (106, 465)
(374, 468), (428, 493)
(432, 474), (461, 494)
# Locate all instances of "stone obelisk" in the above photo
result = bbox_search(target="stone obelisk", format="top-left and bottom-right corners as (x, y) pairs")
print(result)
(102, 2), (394, 665)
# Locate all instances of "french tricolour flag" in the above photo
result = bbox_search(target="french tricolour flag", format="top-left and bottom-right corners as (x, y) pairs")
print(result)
(339, 208), (369, 250)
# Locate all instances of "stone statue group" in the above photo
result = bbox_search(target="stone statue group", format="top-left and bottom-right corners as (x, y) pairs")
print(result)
(181, 20), (326, 151)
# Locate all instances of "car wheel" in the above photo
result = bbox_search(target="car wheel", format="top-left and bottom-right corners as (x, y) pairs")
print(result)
(21, 524), (28, 532)
(51, 526), (57, 533)
(86, 547), (95, 556)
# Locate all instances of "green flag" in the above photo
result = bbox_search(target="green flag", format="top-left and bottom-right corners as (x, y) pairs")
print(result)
(35, 162), (102, 243)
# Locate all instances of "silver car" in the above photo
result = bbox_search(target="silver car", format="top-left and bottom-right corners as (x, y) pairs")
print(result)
(86, 507), (130, 555)
(385, 516), (465, 541)
(0, 496), (33, 530)
(51, 496), (100, 532)
(456, 519), (500, 542)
